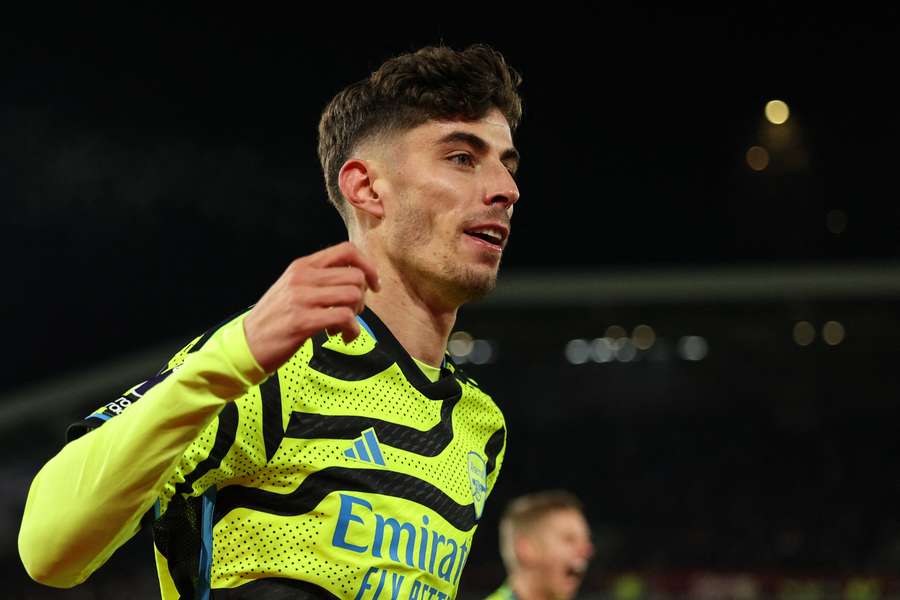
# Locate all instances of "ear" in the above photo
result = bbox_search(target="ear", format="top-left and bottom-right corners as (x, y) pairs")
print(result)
(514, 535), (539, 567)
(338, 159), (384, 219)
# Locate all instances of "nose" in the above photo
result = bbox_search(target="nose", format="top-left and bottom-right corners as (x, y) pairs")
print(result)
(484, 164), (520, 209)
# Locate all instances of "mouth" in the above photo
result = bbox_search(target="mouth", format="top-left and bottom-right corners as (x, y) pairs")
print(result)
(463, 224), (509, 252)
(565, 562), (588, 580)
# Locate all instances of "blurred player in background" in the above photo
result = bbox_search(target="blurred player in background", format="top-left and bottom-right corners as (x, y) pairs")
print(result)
(486, 490), (594, 600)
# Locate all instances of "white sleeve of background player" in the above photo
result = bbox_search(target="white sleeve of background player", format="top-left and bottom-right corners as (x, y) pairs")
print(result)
(18, 315), (268, 589)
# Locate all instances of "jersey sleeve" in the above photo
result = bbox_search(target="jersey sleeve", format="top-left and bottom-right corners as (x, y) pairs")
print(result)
(18, 312), (269, 588)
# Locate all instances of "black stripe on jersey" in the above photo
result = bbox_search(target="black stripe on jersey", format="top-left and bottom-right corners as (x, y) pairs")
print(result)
(360, 308), (463, 400)
(307, 307), (462, 400)
(284, 391), (461, 456)
(213, 466), (478, 531)
(154, 309), (250, 492)
(173, 403), (239, 497)
(260, 375), (285, 462)
(212, 578), (340, 599)
(65, 418), (104, 443)
(449, 362), (480, 388)
(153, 493), (205, 599)
(309, 336), (461, 401)
(484, 427), (505, 476)
(309, 331), (393, 381)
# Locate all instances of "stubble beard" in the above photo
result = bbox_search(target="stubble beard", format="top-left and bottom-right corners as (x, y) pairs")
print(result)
(445, 258), (498, 304)
(390, 212), (499, 308)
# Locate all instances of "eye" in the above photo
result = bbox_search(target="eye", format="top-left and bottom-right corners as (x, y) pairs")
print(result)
(449, 153), (476, 168)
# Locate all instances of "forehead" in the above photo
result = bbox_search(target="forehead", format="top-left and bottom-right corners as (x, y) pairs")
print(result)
(397, 107), (514, 150)
(528, 508), (589, 536)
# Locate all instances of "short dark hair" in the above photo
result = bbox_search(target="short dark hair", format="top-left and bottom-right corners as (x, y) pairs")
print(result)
(317, 44), (523, 223)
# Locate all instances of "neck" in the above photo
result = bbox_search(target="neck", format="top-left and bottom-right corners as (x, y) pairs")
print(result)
(364, 262), (458, 368)
(509, 572), (551, 600)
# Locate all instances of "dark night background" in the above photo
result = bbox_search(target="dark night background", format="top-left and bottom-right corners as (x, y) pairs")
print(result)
(3, 6), (900, 599)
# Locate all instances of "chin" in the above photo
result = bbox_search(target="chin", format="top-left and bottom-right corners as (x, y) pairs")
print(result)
(454, 269), (498, 303)
(551, 583), (580, 600)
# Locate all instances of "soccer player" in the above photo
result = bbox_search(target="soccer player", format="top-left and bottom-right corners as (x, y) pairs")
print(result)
(485, 491), (594, 600)
(19, 44), (521, 599)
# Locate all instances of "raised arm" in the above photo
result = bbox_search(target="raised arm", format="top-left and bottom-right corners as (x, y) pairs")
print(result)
(18, 241), (379, 588)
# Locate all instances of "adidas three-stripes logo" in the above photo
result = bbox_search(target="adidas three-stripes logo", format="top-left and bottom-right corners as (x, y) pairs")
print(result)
(343, 427), (386, 466)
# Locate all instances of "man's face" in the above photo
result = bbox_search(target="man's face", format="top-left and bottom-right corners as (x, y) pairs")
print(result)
(524, 508), (594, 600)
(373, 107), (520, 307)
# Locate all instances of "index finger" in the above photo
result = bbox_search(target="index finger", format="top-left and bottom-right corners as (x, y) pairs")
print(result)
(310, 242), (381, 292)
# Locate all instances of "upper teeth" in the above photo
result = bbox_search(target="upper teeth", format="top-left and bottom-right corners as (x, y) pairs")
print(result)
(473, 228), (503, 242)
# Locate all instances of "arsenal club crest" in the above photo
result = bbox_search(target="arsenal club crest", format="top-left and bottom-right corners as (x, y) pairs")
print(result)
(467, 451), (487, 520)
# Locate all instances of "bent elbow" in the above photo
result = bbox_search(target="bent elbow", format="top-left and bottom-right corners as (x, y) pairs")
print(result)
(19, 517), (85, 588)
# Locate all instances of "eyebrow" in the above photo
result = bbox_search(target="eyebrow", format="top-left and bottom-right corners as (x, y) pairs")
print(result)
(436, 131), (521, 173)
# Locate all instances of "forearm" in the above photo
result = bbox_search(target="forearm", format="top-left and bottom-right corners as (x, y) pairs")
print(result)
(18, 317), (266, 587)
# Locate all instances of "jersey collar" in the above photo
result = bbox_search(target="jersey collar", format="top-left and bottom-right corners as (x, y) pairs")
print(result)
(359, 307), (461, 400)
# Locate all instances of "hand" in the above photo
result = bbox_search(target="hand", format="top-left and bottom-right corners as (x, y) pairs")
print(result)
(243, 242), (381, 373)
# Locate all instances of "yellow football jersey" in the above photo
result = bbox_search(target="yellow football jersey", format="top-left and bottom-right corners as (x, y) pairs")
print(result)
(46, 307), (506, 599)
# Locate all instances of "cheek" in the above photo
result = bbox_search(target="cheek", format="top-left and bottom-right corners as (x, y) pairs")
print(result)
(397, 202), (452, 241)
(415, 171), (466, 210)
(388, 177), (463, 246)
(388, 200), (440, 250)
(392, 208), (428, 241)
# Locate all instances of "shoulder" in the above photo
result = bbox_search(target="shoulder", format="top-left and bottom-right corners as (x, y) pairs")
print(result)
(67, 307), (259, 442)
(450, 362), (504, 419)
(484, 583), (516, 600)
